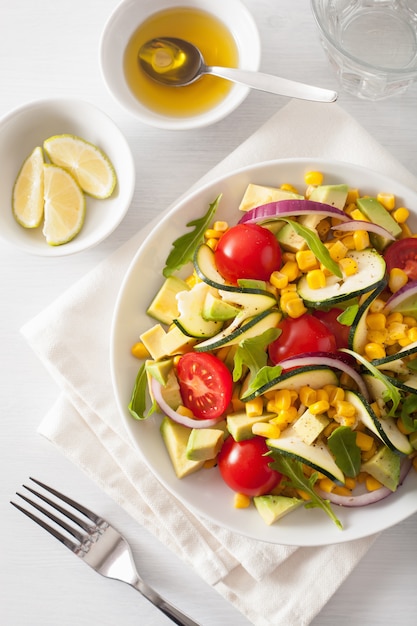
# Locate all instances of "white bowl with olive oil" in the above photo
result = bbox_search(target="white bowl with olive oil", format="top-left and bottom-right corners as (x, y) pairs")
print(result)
(99, 0), (261, 130)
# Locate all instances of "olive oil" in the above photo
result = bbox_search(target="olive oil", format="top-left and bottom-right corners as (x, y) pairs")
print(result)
(123, 8), (239, 118)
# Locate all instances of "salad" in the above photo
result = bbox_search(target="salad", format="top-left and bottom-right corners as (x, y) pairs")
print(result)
(128, 170), (417, 529)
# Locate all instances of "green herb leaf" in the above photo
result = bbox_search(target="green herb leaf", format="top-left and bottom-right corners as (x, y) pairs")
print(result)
(400, 394), (417, 432)
(268, 454), (343, 529)
(328, 426), (361, 477)
(407, 358), (417, 372)
(241, 365), (283, 400)
(162, 195), (221, 277)
(128, 363), (157, 420)
(280, 218), (342, 278)
(233, 328), (280, 382)
(337, 304), (359, 326)
(341, 348), (402, 417)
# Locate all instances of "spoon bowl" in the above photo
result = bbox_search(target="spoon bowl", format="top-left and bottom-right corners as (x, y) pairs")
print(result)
(139, 36), (337, 102)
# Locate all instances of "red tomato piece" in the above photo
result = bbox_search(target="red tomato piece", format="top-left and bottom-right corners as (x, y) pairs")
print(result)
(214, 223), (282, 283)
(268, 313), (337, 364)
(176, 352), (233, 420)
(218, 436), (282, 497)
(313, 308), (350, 349)
(384, 238), (417, 280)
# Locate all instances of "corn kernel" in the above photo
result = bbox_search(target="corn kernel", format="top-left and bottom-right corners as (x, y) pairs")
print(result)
(213, 220), (228, 232)
(271, 407), (298, 426)
(281, 260), (299, 282)
(316, 218), (331, 239)
(203, 457), (218, 469)
(205, 238), (218, 251)
(350, 208), (369, 221)
(408, 327), (417, 342)
(389, 267), (408, 293)
(318, 477), (335, 493)
(274, 389), (293, 411)
(306, 269), (326, 289)
(333, 485), (353, 497)
(364, 342), (386, 360)
(392, 207), (410, 223)
(231, 396), (245, 412)
(353, 229), (370, 251)
(367, 329), (388, 344)
(280, 183), (299, 194)
(334, 400), (356, 418)
(387, 321), (407, 342)
(281, 282), (297, 293)
(130, 342), (151, 359)
(339, 256), (358, 276)
(177, 405), (194, 418)
(404, 315), (417, 327)
(309, 400), (330, 415)
(245, 397), (263, 418)
(296, 489), (311, 501)
(361, 443), (377, 462)
(295, 249), (319, 272)
(400, 222), (413, 238)
(316, 388), (329, 403)
(386, 312), (403, 324)
(344, 203), (358, 217)
(366, 312), (386, 331)
(365, 476), (383, 492)
(270, 270), (288, 290)
(304, 170), (324, 186)
(346, 188), (359, 204)
(376, 192), (395, 210)
(299, 386), (317, 407)
(396, 418), (413, 435)
(204, 228), (223, 240)
(327, 386), (345, 405)
(185, 272), (198, 288)
(370, 297), (386, 313)
(252, 422), (281, 438)
(329, 239), (348, 262)
(285, 296), (307, 319)
(234, 493), (251, 509)
(323, 422), (340, 437)
(345, 477), (357, 490)
(355, 431), (374, 451)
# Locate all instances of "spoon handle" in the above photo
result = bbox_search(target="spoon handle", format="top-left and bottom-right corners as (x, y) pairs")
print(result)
(206, 66), (337, 102)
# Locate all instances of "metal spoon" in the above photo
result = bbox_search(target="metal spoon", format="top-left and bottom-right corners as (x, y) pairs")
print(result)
(138, 37), (337, 103)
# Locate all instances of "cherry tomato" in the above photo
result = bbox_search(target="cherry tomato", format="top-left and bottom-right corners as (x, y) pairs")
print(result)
(218, 436), (282, 497)
(268, 313), (337, 364)
(384, 238), (417, 280)
(214, 223), (282, 283)
(313, 308), (350, 349)
(176, 352), (233, 420)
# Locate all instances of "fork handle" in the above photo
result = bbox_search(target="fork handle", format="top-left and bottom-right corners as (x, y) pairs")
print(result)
(132, 579), (201, 626)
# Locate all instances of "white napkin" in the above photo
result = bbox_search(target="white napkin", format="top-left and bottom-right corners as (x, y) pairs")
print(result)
(21, 99), (417, 626)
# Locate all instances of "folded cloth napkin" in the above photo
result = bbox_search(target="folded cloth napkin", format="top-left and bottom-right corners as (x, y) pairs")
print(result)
(21, 99), (417, 626)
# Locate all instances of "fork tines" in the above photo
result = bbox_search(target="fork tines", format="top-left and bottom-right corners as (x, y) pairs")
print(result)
(10, 477), (107, 552)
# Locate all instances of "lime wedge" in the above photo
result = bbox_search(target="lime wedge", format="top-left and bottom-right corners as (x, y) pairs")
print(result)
(12, 146), (44, 228)
(43, 134), (117, 199)
(43, 164), (86, 245)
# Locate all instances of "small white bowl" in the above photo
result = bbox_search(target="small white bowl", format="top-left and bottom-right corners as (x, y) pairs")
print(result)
(0, 98), (135, 257)
(99, 0), (261, 130)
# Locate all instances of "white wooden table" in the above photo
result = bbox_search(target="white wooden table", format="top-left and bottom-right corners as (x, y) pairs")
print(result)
(1, 1), (416, 625)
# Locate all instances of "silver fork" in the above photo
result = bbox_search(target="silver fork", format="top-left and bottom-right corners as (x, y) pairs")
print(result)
(11, 478), (201, 626)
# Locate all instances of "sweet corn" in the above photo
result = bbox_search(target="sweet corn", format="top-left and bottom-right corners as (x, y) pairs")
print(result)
(177, 405), (194, 418)
(205, 238), (218, 250)
(367, 329), (388, 344)
(365, 476), (383, 492)
(370, 297), (386, 313)
(296, 489), (311, 501)
(185, 271), (200, 288)
(316, 219), (331, 239)
(270, 270), (288, 290)
(346, 189), (359, 204)
(366, 312), (386, 330)
(271, 407), (298, 426)
(341, 234), (355, 250)
(203, 457), (218, 469)
(386, 311), (403, 324)
(304, 170), (324, 186)
(274, 389), (294, 411)
(295, 249), (319, 272)
(252, 422), (281, 439)
(306, 269), (326, 289)
(350, 208), (369, 221)
(234, 493), (251, 509)
(281, 260), (299, 282)
(364, 342), (386, 360)
(245, 396), (263, 417)
(309, 400), (330, 415)
(204, 228), (223, 240)
(389, 267), (408, 293)
(356, 431), (375, 452)
(213, 220), (228, 232)
(353, 229), (370, 251)
(280, 183), (299, 194)
(404, 315), (417, 327)
(408, 327), (417, 342)
(329, 239), (348, 262)
(318, 477), (335, 493)
(345, 477), (357, 490)
(285, 296), (307, 318)
(333, 486), (352, 497)
(397, 418), (413, 435)
(400, 222), (413, 238)
(299, 386), (317, 407)
(338, 256), (358, 276)
(387, 321), (407, 342)
(334, 400), (356, 418)
(131, 342), (151, 359)
(326, 385), (345, 405)
(376, 192), (395, 210)
(392, 207), (409, 223)
(323, 422), (340, 437)
(361, 442), (377, 462)
(316, 388), (329, 403)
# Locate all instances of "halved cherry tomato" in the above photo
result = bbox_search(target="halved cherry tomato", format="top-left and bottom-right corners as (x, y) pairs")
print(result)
(268, 313), (337, 364)
(176, 352), (233, 420)
(218, 436), (282, 497)
(384, 238), (417, 280)
(313, 308), (350, 349)
(214, 223), (282, 284)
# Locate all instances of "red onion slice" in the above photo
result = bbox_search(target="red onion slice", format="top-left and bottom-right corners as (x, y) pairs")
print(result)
(150, 377), (225, 429)
(278, 351), (370, 400)
(383, 280), (417, 313)
(315, 457), (412, 507)
(238, 199), (350, 224)
(331, 219), (395, 241)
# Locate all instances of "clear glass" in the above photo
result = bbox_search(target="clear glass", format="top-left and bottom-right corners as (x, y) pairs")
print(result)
(311, 0), (417, 99)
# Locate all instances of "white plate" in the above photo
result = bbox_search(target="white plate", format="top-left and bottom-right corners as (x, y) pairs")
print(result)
(0, 98), (135, 256)
(111, 158), (417, 546)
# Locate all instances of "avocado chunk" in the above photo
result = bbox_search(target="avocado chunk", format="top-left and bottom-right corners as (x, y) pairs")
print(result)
(186, 427), (224, 461)
(253, 495), (303, 525)
(227, 411), (275, 442)
(409, 431), (417, 450)
(361, 445), (401, 491)
(159, 369), (182, 410)
(202, 291), (240, 321)
(309, 184), (349, 209)
(140, 324), (168, 360)
(238, 183), (302, 212)
(160, 417), (204, 478)
(145, 358), (173, 386)
(356, 197), (402, 249)
(147, 276), (190, 326)
(277, 222), (309, 252)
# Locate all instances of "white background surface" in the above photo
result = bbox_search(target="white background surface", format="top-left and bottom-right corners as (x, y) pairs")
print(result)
(1, 1), (416, 625)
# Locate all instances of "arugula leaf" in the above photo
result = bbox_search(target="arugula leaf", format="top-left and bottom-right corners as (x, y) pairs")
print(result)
(328, 426), (361, 478)
(233, 328), (280, 383)
(241, 365), (283, 400)
(401, 394), (417, 432)
(342, 348), (402, 417)
(162, 195), (221, 277)
(128, 363), (157, 420)
(268, 454), (343, 529)
(337, 304), (359, 326)
(280, 218), (342, 278)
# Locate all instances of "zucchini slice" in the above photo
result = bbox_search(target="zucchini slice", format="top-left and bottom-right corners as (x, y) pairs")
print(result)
(241, 365), (338, 401)
(348, 279), (387, 352)
(297, 249), (386, 307)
